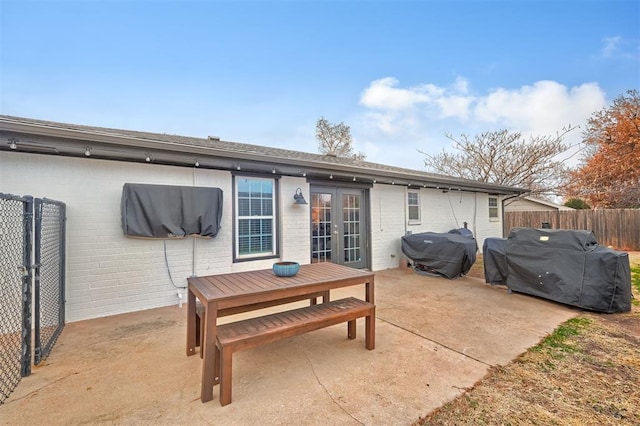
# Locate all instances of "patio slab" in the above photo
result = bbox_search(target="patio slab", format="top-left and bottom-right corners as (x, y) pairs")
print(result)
(1, 269), (577, 425)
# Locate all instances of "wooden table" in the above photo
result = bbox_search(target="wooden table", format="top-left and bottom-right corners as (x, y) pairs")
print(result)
(186, 262), (375, 402)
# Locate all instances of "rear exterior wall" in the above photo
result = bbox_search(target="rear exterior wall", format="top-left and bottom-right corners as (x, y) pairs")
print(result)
(369, 184), (503, 270)
(2, 151), (506, 321)
(1, 151), (310, 322)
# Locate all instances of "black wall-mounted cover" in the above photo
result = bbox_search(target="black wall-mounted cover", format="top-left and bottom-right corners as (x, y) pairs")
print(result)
(121, 183), (222, 238)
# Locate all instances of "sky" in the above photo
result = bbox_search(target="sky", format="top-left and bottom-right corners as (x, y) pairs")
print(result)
(1, 0), (639, 171)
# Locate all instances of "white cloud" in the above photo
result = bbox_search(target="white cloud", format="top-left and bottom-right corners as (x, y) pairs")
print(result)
(598, 36), (640, 60)
(437, 95), (474, 120)
(474, 80), (605, 135)
(601, 36), (622, 57)
(360, 77), (444, 110)
(356, 77), (608, 169)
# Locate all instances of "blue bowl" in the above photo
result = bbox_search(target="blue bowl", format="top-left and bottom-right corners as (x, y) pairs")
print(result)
(273, 261), (300, 277)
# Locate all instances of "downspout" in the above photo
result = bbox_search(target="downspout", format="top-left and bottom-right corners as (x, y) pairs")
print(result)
(404, 186), (408, 236)
(192, 165), (197, 277)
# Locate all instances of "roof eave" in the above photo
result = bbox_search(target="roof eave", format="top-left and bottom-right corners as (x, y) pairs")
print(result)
(1, 117), (526, 195)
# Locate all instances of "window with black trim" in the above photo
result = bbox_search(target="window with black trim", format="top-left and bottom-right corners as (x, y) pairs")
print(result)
(488, 196), (499, 220)
(407, 190), (420, 224)
(234, 176), (277, 260)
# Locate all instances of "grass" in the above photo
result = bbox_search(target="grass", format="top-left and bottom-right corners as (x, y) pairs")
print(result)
(531, 317), (591, 357)
(631, 265), (640, 307)
(416, 254), (640, 426)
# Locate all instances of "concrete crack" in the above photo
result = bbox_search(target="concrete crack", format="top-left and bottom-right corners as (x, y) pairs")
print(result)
(377, 316), (493, 367)
(296, 342), (366, 426)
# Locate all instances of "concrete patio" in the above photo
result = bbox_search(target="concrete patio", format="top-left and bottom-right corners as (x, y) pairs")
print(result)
(1, 268), (577, 425)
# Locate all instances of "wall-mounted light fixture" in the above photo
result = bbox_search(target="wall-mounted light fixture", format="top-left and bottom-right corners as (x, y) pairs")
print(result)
(8, 138), (18, 150)
(353, 176), (356, 181)
(145, 154), (151, 162)
(84, 147), (92, 157)
(293, 188), (308, 205)
(272, 168), (276, 174)
(236, 164), (241, 171)
(329, 174), (333, 180)
(195, 159), (200, 167)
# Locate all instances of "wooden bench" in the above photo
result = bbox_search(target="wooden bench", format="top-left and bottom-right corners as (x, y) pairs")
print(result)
(213, 297), (375, 406)
(194, 292), (330, 358)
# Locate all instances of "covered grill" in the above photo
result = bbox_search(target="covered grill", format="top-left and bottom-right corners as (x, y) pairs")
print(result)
(484, 228), (631, 313)
(401, 231), (477, 279)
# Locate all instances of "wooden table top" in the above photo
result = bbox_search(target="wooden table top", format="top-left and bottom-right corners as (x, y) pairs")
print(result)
(188, 263), (374, 305)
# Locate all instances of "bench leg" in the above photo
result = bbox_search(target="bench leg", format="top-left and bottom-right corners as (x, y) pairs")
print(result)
(198, 309), (206, 359)
(309, 290), (331, 306)
(214, 344), (221, 386)
(365, 308), (375, 350)
(195, 315), (201, 347)
(219, 346), (233, 406)
(347, 319), (356, 339)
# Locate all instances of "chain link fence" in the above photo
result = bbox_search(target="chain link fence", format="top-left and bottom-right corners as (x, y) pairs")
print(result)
(0, 194), (33, 404)
(34, 198), (66, 365)
(1, 194), (65, 404)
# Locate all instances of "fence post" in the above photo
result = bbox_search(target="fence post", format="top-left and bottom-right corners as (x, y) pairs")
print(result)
(21, 196), (33, 377)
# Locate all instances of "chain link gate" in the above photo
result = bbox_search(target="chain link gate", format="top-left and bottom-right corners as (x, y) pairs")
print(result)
(34, 198), (66, 365)
(0, 194), (33, 405)
(0, 194), (65, 404)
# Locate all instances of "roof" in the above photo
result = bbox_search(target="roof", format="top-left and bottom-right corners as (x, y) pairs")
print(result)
(0, 114), (526, 195)
(505, 196), (574, 211)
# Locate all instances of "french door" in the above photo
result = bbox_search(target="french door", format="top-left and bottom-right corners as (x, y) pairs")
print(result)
(310, 186), (368, 269)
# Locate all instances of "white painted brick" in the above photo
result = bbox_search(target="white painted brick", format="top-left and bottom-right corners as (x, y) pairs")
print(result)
(1, 150), (508, 322)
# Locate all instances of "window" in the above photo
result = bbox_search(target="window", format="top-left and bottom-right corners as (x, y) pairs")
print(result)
(407, 190), (420, 224)
(234, 177), (277, 260)
(488, 196), (499, 220)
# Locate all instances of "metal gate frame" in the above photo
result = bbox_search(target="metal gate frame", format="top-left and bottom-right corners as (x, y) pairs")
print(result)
(34, 198), (66, 365)
(1, 194), (66, 404)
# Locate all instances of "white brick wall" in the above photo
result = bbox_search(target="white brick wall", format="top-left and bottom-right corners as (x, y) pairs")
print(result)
(370, 184), (406, 270)
(1, 151), (507, 320)
(1, 152), (309, 322)
(370, 184), (504, 270)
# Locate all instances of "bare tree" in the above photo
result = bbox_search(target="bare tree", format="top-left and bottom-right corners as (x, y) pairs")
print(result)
(421, 128), (576, 195)
(316, 117), (365, 160)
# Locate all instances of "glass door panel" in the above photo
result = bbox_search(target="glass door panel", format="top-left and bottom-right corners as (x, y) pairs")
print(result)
(310, 187), (367, 269)
(340, 191), (364, 268)
(311, 192), (332, 263)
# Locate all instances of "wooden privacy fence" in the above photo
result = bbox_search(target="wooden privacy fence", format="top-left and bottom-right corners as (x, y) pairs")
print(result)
(504, 209), (640, 251)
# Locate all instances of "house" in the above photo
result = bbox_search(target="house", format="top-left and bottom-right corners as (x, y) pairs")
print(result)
(1, 115), (525, 322)
(504, 196), (574, 212)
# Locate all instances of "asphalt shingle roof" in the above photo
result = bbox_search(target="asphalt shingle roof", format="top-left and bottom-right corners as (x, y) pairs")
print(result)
(0, 115), (526, 194)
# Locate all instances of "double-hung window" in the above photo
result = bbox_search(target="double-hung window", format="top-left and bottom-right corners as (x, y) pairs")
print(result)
(488, 196), (499, 221)
(234, 176), (278, 260)
(407, 190), (420, 224)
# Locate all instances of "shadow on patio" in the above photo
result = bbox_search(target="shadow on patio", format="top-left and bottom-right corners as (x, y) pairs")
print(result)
(2, 268), (577, 425)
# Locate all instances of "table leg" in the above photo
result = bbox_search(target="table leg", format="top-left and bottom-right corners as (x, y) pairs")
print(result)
(186, 289), (196, 356)
(201, 301), (218, 403)
(366, 277), (375, 349)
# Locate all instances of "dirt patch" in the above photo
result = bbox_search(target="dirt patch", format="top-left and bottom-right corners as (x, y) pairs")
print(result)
(416, 254), (640, 425)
